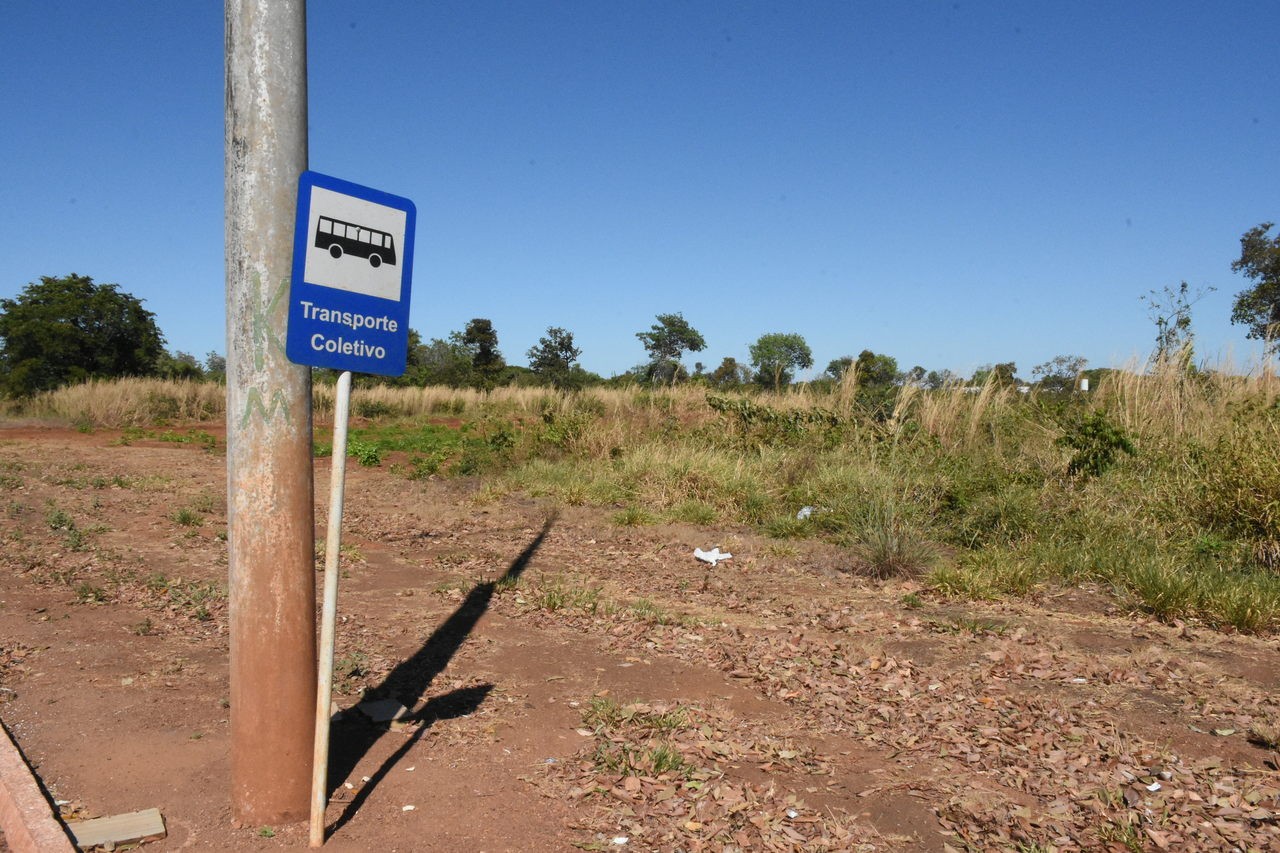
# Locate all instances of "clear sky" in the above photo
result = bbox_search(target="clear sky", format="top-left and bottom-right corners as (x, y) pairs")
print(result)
(2, 1), (1277, 381)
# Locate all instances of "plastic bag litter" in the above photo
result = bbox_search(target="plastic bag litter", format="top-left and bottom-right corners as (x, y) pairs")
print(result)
(796, 506), (815, 520)
(694, 547), (732, 566)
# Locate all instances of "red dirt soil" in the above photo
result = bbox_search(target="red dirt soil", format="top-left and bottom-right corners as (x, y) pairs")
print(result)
(0, 423), (1277, 851)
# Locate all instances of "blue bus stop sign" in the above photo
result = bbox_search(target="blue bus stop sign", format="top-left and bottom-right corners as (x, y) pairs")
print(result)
(286, 171), (416, 376)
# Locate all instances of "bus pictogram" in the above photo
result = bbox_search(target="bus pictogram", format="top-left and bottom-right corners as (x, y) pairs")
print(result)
(314, 215), (397, 268)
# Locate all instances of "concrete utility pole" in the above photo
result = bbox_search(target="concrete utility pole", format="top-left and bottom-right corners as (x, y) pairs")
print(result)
(224, 0), (315, 825)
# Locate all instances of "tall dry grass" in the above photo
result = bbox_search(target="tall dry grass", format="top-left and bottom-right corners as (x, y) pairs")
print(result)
(4, 376), (724, 430)
(1094, 356), (1280, 443)
(9, 363), (1276, 453)
(6, 377), (226, 427)
(5, 364), (1280, 630)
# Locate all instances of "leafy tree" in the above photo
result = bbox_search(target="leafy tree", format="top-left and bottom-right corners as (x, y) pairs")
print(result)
(924, 369), (960, 390)
(709, 357), (752, 389)
(749, 332), (813, 390)
(1032, 354), (1088, 394)
(824, 356), (853, 382)
(0, 274), (166, 397)
(204, 352), (227, 383)
(971, 362), (1019, 388)
(904, 365), (926, 385)
(603, 365), (649, 387)
(156, 350), (203, 381)
(855, 350), (900, 389)
(405, 333), (474, 387)
(462, 318), (504, 389)
(851, 350), (901, 416)
(527, 327), (583, 390)
(1229, 222), (1280, 352)
(825, 351), (901, 389)
(636, 313), (706, 384)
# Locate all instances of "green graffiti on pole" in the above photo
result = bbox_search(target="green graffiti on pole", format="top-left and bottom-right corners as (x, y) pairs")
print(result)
(238, 276), (296, 427)
(241, 386), (292, 428)
(251, 275), (291, 372)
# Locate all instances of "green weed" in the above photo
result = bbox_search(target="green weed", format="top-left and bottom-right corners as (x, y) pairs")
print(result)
(333, 651), (368, 693)
(172, 507), (203, 527)
(157, 429), (218, 450)
(536, 579), (604, 614)
(45, 505), (75, 530)
(150, 577), (225, 621)
(1098, 818), (1144, 852)
(347, 439), (384, 467)
(582, 699), (696, 779)
(647, 742), (692, 776)
(74, 583), (108, 604)
(931, 550), (1042, 600)
(628, 598), (684, 625)
(63, 527), (88, 551)
(612, 506), (656, 527)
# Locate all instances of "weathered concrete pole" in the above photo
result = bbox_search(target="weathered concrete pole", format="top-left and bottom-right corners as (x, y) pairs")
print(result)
(224, 0), (315, 825)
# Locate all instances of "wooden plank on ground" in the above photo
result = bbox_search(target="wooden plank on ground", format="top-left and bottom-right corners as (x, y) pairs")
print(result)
(65, 808), (165, 849)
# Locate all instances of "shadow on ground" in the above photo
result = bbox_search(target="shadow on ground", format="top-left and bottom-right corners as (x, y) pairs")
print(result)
(324, 514), (555, 837)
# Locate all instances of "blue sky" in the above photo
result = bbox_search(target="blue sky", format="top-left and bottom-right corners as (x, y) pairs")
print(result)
(2, 2), (1277, 380)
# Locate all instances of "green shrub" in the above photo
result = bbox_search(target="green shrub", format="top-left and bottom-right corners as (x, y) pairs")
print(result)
(1057, 410), (1135, 477)
(347, 439), (383, 467)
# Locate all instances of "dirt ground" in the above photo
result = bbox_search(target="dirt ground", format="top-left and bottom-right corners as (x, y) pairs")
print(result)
(0, 422), (1278, 851)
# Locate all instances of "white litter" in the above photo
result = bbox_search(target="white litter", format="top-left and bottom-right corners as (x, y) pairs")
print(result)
(796, 506), (815, 520)
(1146, 781), (1162, 792)
(694, 547), (732, 566)
(611, 837), (629, 846)
(402, 805), (416, 811)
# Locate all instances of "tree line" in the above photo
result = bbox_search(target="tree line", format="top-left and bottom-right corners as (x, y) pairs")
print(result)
(2, 222), (1277, 399)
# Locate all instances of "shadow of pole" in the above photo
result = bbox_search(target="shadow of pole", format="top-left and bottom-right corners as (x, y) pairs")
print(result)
(323, 513), (556, 837)
(327, 683), (492, 836)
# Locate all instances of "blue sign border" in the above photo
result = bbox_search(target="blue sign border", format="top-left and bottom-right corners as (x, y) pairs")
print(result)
(286, 171), (416, 376)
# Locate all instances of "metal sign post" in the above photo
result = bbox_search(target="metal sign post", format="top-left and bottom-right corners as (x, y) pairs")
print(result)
(285, 172), (415, 845)
(309, 370), (351, 847)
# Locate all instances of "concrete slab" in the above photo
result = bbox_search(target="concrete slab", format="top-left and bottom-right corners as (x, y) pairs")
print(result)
(0, 718), (75, 852)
